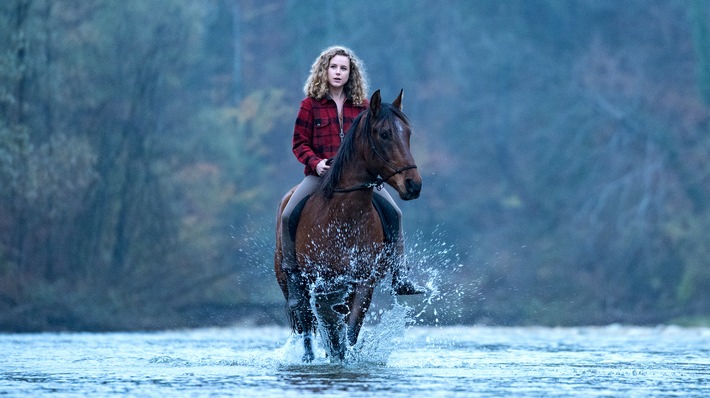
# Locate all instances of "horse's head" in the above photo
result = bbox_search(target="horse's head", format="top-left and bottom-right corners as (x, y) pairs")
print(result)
(367, 89), (422, 200)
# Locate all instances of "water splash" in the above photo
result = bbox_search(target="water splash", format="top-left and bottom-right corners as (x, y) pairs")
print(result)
(349, 302), (412, 364)
(237, 214), (480, 362)
(402, 227), (478, 330)
(274, 333), (327, 366)
(273, 296), (413, 366)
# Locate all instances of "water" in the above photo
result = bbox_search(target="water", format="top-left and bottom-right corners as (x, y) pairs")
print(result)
(1, 321), (708, 397)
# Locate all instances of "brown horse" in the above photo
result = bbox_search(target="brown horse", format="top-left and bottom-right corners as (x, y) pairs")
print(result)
(274, 89), (422, 362)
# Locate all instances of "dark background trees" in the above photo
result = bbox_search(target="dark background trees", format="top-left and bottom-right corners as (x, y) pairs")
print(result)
(1, 0), (708, 331)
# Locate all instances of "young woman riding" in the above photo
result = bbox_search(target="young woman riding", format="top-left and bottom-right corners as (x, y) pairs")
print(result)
(280, 45), (423, 295)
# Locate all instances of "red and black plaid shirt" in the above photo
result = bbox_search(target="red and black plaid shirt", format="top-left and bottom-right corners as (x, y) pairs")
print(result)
(292, 96), (368, 176)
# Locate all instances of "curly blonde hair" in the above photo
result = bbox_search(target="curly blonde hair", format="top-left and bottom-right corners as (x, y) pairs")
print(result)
(303, 46), (369, 106)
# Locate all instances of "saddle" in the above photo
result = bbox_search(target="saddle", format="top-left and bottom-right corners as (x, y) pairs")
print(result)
(288, 194), (399, 244)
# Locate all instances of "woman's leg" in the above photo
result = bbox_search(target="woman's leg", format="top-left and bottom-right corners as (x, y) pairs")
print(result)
(374, 188), (424, 295)
(280, 176), (320, 360)
(281, 176), (320, 271)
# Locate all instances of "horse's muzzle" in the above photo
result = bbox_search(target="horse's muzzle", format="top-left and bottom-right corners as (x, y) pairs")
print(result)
(402, 177), (421, 200)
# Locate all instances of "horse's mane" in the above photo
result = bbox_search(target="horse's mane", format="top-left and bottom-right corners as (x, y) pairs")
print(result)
(319, 103), (410, 198)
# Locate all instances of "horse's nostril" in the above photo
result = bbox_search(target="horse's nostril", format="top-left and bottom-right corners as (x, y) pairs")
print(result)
(402, 178), (422, 200)
(405, 178), (421, 196)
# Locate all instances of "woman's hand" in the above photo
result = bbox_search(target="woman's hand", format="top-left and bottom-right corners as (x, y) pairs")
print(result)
(316, 159), (330, 176)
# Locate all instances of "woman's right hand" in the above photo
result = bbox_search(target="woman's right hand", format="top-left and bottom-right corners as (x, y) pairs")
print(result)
(316, 159), (330, 176)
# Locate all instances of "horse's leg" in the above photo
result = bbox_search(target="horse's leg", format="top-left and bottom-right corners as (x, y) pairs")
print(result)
(346, 284), (375, 346)
(286, 270), (315, 362)
(313, 284), (351, 362)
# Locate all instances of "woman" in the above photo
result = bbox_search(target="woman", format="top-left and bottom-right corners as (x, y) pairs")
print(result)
(281, 45), (422, 295)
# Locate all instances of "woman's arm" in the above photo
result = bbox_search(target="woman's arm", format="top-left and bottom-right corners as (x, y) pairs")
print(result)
(292, 99), (321, 173)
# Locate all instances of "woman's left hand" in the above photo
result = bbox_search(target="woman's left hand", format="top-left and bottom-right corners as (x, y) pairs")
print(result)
(316, 159), (330, 176)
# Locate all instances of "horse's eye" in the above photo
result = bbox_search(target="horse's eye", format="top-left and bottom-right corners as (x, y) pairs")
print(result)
(380, 130), (391, 140)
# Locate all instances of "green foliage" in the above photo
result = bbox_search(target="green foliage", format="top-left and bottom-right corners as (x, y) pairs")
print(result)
(1, 0), (709, 330)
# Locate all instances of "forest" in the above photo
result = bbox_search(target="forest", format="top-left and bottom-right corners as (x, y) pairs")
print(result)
(1, 0), (710, 332)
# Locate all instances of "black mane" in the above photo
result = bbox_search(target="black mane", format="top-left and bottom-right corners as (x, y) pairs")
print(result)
(318, 103), (410, 198)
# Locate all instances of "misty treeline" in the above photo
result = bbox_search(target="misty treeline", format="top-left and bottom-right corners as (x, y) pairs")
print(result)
(2, 0), (709, 331)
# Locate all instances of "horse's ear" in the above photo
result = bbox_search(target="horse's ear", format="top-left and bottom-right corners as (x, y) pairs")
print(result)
(370, 89), (381, 117)
(392, 89), (404, 111)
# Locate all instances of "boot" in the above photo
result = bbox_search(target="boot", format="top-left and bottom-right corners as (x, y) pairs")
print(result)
(391, 241), (425, 295)
(392, 266), (425, 295)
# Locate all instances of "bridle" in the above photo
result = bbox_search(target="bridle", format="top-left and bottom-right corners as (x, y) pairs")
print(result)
(333, 112), (417, 193)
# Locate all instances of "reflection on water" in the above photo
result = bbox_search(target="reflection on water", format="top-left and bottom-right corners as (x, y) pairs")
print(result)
(1, 324), (709, 397)
(278, 365), (394, 394)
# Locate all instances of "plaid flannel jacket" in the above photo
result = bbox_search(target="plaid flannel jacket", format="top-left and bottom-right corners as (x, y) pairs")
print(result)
(292, 96), (368, 176)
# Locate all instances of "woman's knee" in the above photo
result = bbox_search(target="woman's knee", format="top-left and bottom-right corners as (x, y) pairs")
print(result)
(377, 191), (402, 217)
(281, 210), (291, 228)
(392, 205), (402, 218)
(282, 177), (317, 228)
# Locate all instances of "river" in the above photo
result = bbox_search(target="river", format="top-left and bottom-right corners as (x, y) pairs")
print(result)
(1, 307), (708, 397)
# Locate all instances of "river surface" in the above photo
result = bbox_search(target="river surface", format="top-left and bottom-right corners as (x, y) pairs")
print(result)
(1, 318), (708, 397)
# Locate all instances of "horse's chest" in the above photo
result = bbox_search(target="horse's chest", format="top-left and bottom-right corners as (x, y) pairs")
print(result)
(297, 206), (385, 276)
(308, 214), (383, 250)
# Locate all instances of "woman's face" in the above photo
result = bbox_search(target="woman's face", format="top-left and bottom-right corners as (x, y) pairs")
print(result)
(327, 55), (351, 90)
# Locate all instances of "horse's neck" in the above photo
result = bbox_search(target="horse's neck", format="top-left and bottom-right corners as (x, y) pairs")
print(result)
(326, 147), (378, 216)
(338, 155), (376, 190)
